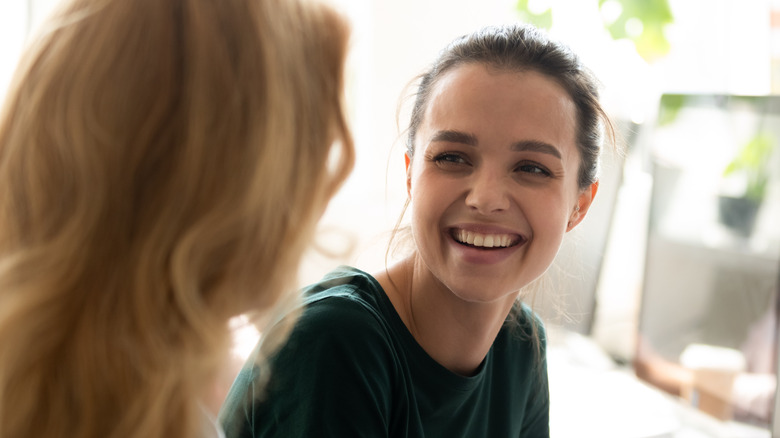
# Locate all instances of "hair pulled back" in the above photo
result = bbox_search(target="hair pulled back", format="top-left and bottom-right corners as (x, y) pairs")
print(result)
(407, 24), (609, 189)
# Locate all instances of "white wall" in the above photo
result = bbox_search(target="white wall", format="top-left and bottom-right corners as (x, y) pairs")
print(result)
(0, 2), (29, 104)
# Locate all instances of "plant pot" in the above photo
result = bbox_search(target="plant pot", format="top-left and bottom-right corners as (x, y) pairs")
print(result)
(717, 196), (760, 237)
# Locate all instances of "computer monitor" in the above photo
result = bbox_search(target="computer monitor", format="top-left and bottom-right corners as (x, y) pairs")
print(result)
(637, 94), (780, 432)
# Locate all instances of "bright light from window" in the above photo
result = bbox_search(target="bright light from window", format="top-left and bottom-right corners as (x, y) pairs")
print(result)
(528, 0), (552, 15)
(0, 3), (28, 103)
(625, 17), (644, 38)
(599, 0), (623, 25)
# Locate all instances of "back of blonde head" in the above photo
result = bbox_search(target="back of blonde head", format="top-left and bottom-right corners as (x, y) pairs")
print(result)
(0, 0), (353, 436)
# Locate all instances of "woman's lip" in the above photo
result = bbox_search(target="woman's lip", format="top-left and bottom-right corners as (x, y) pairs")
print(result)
(449, 230), (525, 249)
(445, 230), (525, 264)
(448, 224), (525, 239)
(447, 223), (527, 252)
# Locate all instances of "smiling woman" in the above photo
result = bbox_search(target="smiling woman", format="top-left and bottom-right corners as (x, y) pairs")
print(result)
(405, 66), (588, 312)
(219, 23), (612, 438)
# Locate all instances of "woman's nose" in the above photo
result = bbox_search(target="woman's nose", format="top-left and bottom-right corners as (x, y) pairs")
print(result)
(464, 168), (510, 214)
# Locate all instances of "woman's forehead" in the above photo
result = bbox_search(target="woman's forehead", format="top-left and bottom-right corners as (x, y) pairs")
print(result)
(417, 64), (578, 157)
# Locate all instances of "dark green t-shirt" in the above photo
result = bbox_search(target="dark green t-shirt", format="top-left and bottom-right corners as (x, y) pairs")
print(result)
(219, 266), (550, 437)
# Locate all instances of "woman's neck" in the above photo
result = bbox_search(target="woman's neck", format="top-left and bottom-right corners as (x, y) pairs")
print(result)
(376, 255), (518, 376)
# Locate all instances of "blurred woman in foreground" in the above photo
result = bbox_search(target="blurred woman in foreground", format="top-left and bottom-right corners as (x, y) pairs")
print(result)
(0, 0), (353, 436)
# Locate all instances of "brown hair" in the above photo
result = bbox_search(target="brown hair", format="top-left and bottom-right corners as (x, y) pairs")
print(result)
(394, 24), (613, 366)
(0, 0), (353, 437)
(406, 23), (611, 189)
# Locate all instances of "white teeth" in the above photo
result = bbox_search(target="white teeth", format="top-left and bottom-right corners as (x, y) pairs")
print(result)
(455, 230), (515, 248)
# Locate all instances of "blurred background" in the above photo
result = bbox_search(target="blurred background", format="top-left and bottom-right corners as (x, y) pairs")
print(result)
(2, 0), (778, 436)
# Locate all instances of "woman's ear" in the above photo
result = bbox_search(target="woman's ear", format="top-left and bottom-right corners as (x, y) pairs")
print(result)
(405, 152), (412, 197)
(566, 180), (599, 232)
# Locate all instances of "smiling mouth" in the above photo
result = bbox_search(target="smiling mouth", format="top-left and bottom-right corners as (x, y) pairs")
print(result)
(452, 229), (522, 249)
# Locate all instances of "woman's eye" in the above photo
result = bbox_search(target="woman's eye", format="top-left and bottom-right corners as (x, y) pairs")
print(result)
(516, 162), (551, 177)
(433, 153), (468, 165)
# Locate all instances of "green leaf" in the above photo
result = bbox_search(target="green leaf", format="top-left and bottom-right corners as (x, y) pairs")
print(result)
(598, 0), (674, 62)
(658, 94), (686, 126)
(723, 132), (776, 201)
(515, 0), (675, 62)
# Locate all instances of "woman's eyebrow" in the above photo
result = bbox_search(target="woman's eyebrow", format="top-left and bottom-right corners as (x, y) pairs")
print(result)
(430, 130), (563, 160)
(511, 140), (562, 159)
(429, 130), (477, 146)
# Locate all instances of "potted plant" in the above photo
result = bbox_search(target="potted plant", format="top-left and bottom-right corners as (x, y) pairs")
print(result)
(718, 132), (775, 237)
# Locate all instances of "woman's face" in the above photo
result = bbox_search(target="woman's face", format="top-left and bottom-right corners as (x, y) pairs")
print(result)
(407, 63), (596, 304)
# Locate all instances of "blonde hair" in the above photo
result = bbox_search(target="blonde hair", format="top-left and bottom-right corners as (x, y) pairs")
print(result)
(0, 0), (353, 436)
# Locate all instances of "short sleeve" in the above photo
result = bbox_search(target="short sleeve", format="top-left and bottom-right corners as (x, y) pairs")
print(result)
(219, 296), (397, 438)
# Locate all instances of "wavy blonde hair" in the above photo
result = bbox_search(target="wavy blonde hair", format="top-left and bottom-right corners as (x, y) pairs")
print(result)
(0, 0), (353, 436)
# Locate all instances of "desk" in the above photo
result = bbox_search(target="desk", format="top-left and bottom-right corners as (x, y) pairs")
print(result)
(547, 326), (770, 438)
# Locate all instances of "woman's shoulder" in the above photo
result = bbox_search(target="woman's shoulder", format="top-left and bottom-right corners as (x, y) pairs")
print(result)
(497, 301), (547, 358)
(220, 268), (402, 437)
(505, 301), (546, 333)
(286, 266), (393, 348)
(263, 266), (401, 390)
(302, 266), (384, 310)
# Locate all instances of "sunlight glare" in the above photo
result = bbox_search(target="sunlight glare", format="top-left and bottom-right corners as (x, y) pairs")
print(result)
(599, 0), (623, 26)
(528, 0), (552, 15)
(625, 17), (644, 38)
